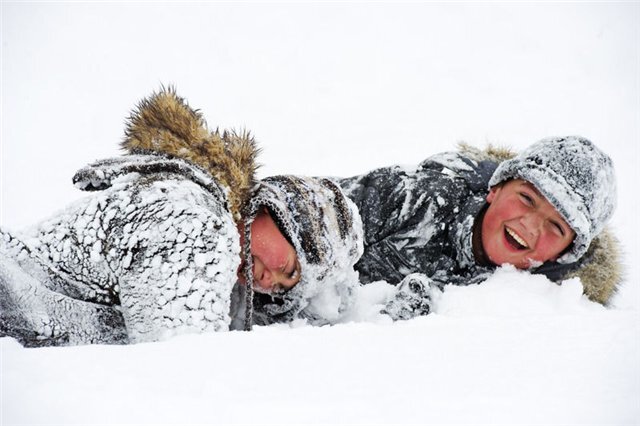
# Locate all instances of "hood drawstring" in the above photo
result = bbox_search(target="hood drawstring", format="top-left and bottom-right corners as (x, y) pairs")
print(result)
(241, 200), (260, 331)
(242, 217), (254, 331)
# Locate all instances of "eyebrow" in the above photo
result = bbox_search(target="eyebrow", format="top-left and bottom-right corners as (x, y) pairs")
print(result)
(521, 181), (544, 198)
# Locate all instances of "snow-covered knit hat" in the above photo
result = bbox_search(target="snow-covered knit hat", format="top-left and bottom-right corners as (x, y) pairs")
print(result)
(241, 176), (364, 328)
(488, 136), (616, 264)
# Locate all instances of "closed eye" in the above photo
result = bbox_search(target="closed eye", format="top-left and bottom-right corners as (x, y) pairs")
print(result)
(519, 192), (534, 206)
(288, 259), (301, 281)
(279, 258), (301, 288)
(550, 221), (565, 237)
(288, 267), (300, 281)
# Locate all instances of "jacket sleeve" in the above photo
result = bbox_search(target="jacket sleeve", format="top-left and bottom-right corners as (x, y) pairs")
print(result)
(338, 165), (416, 246)
(338, 166), (436, 284)
(337, 152), (496, 285)
(336, 153), (485, 248)
(0, 248), (129, 347)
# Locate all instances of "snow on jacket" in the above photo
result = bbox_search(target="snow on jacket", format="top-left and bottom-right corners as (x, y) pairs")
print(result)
(337, 144), (622, 309)
(1, 154), (243, 345)
(0, 88), (259, 346)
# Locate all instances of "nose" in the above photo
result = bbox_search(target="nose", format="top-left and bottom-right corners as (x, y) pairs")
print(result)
(257, 269), (273, 290)
(521, 212), (543, 238)
(252, 257), (275, 292)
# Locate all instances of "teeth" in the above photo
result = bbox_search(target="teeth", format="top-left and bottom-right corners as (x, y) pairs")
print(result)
(506, 227), (529, 248)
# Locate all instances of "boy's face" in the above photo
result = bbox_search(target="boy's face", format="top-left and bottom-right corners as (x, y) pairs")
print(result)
(241, 208), (301, 293)
(481, 179), (575, 269)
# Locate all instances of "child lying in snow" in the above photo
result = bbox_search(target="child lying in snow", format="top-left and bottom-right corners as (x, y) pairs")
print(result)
(0, 88), (363, 347)
(337, 136), (621, 320)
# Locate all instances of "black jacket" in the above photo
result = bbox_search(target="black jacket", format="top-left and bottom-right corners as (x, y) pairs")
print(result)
(339, 151), (496, 288)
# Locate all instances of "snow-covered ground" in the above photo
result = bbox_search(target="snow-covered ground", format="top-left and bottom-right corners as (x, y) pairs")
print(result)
(1, 3), (639, 425)
(3, 268), (638, 425)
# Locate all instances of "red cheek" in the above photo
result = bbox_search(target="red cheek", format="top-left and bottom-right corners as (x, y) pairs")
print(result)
(250, 211), (295, 272)
(253, 237), (291, 270)
(531, 233), (564, 261)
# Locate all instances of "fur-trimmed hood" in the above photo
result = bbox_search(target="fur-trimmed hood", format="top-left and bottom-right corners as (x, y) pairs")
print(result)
(458, 142), (623, 305)
(119, 87), (259, 220)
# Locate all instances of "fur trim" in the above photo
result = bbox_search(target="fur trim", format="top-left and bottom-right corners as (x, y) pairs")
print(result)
(563, 228), (623, 305)
(457, 142), (623, 305)
(457, 141), (516, 162)
(121, 86), (259, 220)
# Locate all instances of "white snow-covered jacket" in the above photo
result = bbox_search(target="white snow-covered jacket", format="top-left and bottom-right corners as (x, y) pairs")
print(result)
(1, 154), (242, 345)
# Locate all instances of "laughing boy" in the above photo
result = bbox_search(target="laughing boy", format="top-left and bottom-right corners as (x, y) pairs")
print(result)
(337, 136), (621, 319)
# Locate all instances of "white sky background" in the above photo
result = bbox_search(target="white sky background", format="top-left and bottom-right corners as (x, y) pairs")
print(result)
(1, 2), (639, 307)
(1, 4), (639, 424)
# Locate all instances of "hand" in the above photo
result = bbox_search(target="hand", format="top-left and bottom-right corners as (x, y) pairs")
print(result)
(382, 273), (433, 321)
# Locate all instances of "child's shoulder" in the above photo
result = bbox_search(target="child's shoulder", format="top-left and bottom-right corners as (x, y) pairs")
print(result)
(416, 143), (514, 186)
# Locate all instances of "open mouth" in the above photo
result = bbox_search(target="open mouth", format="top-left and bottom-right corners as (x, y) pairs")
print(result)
(504, 226), (529, 250)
